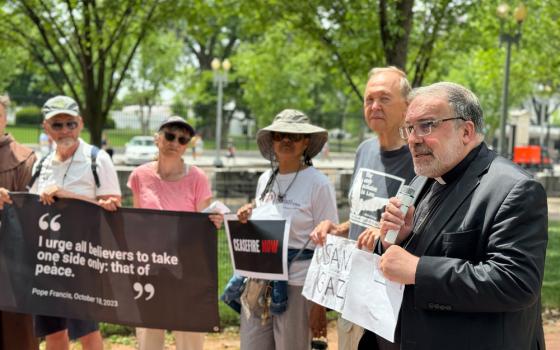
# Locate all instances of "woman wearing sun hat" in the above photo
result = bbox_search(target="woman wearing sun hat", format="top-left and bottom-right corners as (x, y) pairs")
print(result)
(236, 109), (339, 349)
(127, 116), (222, 350)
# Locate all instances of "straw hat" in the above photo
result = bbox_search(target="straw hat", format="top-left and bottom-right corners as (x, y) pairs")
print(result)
(256, 109), (328, 161)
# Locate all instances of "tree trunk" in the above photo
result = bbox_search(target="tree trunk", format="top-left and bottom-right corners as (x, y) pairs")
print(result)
(84, 107), (105, 147)
(379, 0), (415, 71)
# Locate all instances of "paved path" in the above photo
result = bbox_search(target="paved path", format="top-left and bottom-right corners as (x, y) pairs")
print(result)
(548, 197), (560, 221)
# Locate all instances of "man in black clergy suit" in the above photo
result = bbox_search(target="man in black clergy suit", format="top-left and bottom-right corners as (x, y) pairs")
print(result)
(362, 82), (548, 350)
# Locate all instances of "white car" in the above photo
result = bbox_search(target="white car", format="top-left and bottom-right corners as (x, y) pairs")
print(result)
(123, 136), (158, 165)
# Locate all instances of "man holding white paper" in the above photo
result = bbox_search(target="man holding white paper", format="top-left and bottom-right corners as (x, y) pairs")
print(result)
(367, 82), (547, 350)
(310, 67), (415, 349)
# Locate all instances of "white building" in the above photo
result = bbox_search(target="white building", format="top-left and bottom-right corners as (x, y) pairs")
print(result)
(111, 105), (173, 131)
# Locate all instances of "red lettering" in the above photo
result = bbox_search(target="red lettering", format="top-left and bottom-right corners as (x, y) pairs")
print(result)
(269, 240), (278, 253)
(261, 240), (279, 253)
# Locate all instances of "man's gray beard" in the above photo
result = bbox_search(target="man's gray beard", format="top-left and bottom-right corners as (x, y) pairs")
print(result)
(56, 137), (78, 150)
(413, 139), (463, 178)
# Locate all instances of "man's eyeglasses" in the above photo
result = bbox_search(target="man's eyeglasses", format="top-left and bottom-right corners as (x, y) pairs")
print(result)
(164, 131), (190, 145)
(49, 121), (79, 131)
(399, 117), (466, 140)
(271, 132), (305, 142)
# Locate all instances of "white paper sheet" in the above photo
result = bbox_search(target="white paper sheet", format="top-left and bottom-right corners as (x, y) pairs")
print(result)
(302, 235), (356, 312)
(201, 200), (231, 214)
(341, 251), (404, 343)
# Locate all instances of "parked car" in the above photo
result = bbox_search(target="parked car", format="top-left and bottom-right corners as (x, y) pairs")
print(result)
(123, 136), (158, 165)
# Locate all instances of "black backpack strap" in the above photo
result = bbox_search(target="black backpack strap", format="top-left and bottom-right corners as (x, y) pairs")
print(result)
(27, 151), (52, 190)
(90, 146), (100, 188)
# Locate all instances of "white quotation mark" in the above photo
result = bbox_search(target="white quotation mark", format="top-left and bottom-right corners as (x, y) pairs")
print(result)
(39, 214), (62, 231)
(133, 282), (155, 301)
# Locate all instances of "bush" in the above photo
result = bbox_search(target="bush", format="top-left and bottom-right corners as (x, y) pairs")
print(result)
(16, 106), (42, 125)
(99, 323), (134, 336)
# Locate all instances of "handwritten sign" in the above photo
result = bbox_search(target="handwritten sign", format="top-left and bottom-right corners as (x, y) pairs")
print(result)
(302, 235), (355, 312)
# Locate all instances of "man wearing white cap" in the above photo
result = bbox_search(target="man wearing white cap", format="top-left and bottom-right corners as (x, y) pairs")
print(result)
(30, 95), (122, 350)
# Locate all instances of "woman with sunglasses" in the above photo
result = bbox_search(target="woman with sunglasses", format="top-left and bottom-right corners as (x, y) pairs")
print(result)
(235, 109), (339, 349)
(127, 116), (222, 350)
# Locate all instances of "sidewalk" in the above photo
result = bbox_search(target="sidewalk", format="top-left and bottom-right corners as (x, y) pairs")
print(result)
(549, 197), (560, 221)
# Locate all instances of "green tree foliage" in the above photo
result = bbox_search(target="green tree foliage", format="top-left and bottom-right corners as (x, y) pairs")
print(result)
(170, 0), (265, 141)
(234, 21), (360, 131)
(438, 0), (560, 141)
(0, 42), (29, 93)
(0, 0), (172, 145)
(122, 30), (183, 134)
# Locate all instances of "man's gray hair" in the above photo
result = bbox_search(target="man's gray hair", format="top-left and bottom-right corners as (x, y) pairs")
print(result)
(368, 66), (411, 99)
(0, 94), (10, 110)
(408, 82), (484, 134)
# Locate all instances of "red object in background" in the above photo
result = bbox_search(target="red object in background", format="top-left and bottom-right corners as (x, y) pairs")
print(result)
(513, 145), (552, 168)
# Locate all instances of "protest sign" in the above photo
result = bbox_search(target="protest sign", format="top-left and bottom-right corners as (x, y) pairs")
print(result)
(349, 169), (406, 228)
(302, 235), (355, 312)
(342, 250), (404, 342)
(224, 214), (289, 280)
(0, 193), (219, 332)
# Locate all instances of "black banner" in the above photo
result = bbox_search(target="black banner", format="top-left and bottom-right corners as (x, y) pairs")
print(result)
(0, 193), (219, 332)
(225, 219), (287, 280)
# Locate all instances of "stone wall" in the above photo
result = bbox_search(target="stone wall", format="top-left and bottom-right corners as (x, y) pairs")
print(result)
(115, 167), (353, 220)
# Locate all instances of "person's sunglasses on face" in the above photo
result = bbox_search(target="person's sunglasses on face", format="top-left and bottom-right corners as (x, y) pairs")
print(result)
(49, 121), (79, 131)
(164, 131), (191, 145)
(271, 132), (305, 142)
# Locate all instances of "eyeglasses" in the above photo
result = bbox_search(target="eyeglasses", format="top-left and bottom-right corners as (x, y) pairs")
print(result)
(164, 131), (190, 145)
(271, 132), (305, 142)
(49, 121), (79, 131)
(399, 117), (466, 140)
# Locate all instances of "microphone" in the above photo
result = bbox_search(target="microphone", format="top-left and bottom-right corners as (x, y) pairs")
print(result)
(384, 185), (415, 244)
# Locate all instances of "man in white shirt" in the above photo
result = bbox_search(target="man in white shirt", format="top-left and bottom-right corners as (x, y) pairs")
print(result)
(31, 95), (121, 350)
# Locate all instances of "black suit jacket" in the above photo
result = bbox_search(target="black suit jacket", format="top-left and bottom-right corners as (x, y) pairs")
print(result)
(367, 144), (548, 350)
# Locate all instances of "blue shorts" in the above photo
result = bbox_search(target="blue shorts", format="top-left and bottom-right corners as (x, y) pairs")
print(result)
(34, 315), (99, 340)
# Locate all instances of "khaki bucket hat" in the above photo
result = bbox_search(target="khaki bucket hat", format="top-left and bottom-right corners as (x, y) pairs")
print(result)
(256, 109), (328, 161)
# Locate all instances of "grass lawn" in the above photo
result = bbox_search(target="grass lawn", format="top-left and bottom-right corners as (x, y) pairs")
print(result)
(542, 220), (560, 308)
(217, 229), (238, 325)
(7, 125), (143, 147)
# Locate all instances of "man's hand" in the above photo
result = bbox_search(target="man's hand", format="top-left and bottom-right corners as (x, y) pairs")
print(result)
(97, 197), (121, 211)
(379, 245), (419, 285)
(39, 185), (61, 205)
(356, 226), (381, 251)
(0, 188), (12, 209)
(379, 197), (415, 250)
(310, 220), (337, 245)
(237, 203), (253, 223)
(309, 303), (327, 338)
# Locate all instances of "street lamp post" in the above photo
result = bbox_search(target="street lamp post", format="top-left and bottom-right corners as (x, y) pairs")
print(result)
(211, 58), (231, 168)
(497, 3), (527, 157)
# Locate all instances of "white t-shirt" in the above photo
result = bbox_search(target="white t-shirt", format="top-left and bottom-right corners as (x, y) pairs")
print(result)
(30, 138), (122, 199)
(255, 166), (338, 285)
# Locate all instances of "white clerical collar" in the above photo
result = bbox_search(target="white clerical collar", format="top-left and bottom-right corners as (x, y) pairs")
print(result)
(435, 177), (446, 185)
